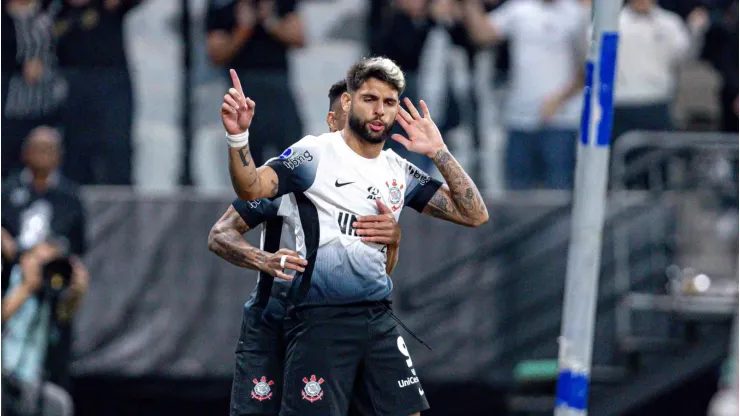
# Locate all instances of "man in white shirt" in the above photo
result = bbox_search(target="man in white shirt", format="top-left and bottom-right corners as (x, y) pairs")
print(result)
(463, 0), (589, 189)
(612, 0), (696, 140)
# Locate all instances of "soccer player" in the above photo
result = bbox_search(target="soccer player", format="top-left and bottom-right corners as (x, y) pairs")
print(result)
(221, 57), (489, 416)
(210, 79), (403, 416)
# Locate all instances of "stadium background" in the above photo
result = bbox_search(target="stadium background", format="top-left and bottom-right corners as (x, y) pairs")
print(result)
(1, 0), (738, 415)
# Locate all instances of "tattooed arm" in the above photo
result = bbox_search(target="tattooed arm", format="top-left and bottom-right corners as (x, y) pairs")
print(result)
(393, 98), (488, 227)
(228, 147), (280, 201)
(208, 205), (269, 270)
(208, 205), (308, 280)
(423, 148), (489, 227)
(222, 69), (281, 201)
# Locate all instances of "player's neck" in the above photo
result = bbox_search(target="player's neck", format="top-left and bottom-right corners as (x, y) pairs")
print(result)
(341, 127), (384, 159)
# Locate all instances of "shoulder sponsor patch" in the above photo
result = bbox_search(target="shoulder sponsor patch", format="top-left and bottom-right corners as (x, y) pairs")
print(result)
(282, 150), (314, 170)
(407, 165), (430, 186)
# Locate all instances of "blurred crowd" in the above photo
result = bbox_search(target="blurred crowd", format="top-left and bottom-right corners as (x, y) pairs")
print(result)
(0, 0), (737, 191)
(0, 1), (736, 415)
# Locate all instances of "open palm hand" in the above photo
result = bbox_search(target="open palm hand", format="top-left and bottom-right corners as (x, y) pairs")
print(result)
(391, 98), (446, 158)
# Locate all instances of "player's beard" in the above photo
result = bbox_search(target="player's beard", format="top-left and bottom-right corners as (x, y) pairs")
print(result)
(347, 106), (393, 145)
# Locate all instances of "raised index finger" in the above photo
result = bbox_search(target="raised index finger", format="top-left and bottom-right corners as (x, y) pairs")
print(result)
(229, 69), (244, 96)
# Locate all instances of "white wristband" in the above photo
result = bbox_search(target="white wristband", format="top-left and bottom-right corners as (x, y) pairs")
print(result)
(226, 130), (249, 148)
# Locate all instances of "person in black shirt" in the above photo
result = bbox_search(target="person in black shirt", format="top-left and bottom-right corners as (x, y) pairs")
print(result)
(700, 0), (738, 133)
(1, 126), (89, 416)
(1, 126), (87, 260)
(50, 0), (143, 185)
(368, 0), (434, 172)
(206, 0), (305, 166)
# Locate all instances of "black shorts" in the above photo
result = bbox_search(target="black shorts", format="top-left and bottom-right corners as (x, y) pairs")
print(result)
(229, 305), (407, 416)
(279, 303), (430, 416)
(230, 306), (285, 416)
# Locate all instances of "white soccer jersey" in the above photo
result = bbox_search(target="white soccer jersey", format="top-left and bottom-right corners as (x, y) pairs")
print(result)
(264, 132), (443, 306)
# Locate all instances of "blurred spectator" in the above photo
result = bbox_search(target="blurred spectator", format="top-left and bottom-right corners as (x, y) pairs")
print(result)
(612, 0), (706, 141)
(700, 0), (738, 133)
(206, 0), (305, 166)
(426, 0), (496, 183)
(1, 0), (67, 179)
(1, 126), (89, 415)
(463, 0), (588, 190)
(1, 241), (89, 416)
(1, 127), (87, 271)
(368, 0), (434, 171)
(49, 0), (142, 186)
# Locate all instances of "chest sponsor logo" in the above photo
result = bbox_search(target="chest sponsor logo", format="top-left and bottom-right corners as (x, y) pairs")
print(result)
(367, 186), (381, 200)
(337, 211), (358, 237)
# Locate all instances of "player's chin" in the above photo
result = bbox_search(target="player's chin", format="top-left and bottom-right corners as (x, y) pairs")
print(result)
(364, 129), (387, 144)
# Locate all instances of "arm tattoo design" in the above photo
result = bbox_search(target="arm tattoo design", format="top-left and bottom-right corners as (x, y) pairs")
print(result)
(210, 211), (267, 270)
(427, 148), (488, 225)
(238, 146), (251, 167)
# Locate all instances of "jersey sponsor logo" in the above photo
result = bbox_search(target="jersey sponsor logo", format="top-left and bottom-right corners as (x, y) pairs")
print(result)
(337, 211), (358, 237)
(386, 179), (404, 212)
(407, 165), (430, 186)
(367, 186), (381, 200)
(246, 199), (262, 209)
(282, 150), (314, 170)
(397, 336), (424, 396)
(301, 374), (324, 402)
(397, 376), (420, 388)
(251, 376), (275, 401)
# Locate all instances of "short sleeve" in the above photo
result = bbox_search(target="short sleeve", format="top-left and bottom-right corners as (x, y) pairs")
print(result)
(232, 197), (281, 229)
(404, 161), (443, 213)
(206, 0), (234, 32)
(265, 136), (321, 197)
(488, 0), (518, 38)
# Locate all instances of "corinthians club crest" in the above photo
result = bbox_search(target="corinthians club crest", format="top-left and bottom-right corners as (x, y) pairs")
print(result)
(301, 375), (324, 402)
(385, 179), (404, 212)
(251, 376), (275, 401)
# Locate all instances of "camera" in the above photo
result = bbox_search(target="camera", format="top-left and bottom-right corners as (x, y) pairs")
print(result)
(42, 257), (72, 296)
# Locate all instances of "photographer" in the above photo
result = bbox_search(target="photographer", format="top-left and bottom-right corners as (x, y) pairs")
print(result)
(2, 241), (89, 416)
(1, 126), (88, 416)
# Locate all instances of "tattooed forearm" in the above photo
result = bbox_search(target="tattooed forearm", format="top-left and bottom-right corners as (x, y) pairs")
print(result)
(212, 236), (267, 271)
(228, 144), (277, 201)
(423, 189), (466, 225)
(238, 146), (251, 167)
(208, 207), (267, 271)
(269, 179), (278, 197)
(427, 148), (489, 226)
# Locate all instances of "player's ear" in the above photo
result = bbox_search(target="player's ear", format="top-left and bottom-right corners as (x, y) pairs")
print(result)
(341, 92), (351, 113)
(326, 111), (336, 132)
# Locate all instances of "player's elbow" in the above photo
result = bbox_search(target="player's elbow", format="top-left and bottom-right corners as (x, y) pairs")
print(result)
(233, 186), (258, 202)
(473, 212), (490, 227)
(207, 224), (224, 254)
(467, 210), (489, 228)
